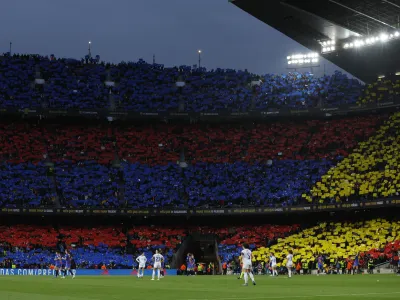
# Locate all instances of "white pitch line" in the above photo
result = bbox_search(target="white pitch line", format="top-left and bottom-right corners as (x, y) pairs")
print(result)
(187, 291), (400, 300)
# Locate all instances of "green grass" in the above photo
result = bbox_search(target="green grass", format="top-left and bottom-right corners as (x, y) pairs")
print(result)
(0, 274), (399, 300)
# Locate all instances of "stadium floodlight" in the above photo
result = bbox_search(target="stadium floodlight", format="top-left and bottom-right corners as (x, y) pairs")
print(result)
(395, 72), (400, 76)
(380, 33), (389, 42)
(287, 52), (319, 67)
(395, 32), (400, 37)
(378, 75), (385, 79)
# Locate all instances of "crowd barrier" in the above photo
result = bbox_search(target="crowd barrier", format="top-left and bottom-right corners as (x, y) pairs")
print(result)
(0, 268), (177, 276)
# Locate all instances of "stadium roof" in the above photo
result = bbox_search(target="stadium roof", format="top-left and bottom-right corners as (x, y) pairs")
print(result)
(230, 0), (400, 82)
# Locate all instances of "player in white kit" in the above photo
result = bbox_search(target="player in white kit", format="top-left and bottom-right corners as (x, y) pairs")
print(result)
(240, 243), (256, 286)
(270, 253), (278, 276)
(136, 252), (147, 278)
(151, 250), (164, 281)
(286, 250), (293, 278)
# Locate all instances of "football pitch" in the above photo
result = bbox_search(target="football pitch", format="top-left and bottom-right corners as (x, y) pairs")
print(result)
(0, 275), (398, 300)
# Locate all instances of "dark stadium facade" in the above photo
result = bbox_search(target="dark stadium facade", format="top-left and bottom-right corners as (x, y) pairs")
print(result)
(230, 0), (400, 83)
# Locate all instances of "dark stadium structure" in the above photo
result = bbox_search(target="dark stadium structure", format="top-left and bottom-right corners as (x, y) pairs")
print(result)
(230, 0), (400, 82)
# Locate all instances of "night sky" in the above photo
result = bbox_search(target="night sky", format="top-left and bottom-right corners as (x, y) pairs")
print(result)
(0, 0), (348, 77)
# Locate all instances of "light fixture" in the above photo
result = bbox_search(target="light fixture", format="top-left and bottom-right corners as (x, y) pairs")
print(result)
(378, 75), (385, 79)
(395, 32), (400, 37)
(287, 56), (291, 60)
(380, 33), (389, 42)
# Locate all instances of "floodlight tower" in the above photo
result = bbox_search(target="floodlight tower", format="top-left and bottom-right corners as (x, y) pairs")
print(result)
(286, 52), (320, 74)
(88, 41), (92, 58)
(198, 50), (202, 68)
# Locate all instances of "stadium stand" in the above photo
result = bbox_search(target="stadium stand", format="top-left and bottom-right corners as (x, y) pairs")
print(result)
(0, 54), (365, 111)
(357, 77), (400, 106)
(1, 221), (397, 271)
(54, 161), (119, 208)
(253, 71), (362, 109)
(0, 113), (386, 209)
(216, 225), (299, 263)
(0, 225), (129, 269)
(251, 219), (400, 270)
(0, 163), (56, 208)
(305, 112), (400, 203)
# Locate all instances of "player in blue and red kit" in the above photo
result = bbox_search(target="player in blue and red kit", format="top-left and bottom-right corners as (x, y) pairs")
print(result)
(54, 251), (62, 278)
(352, 252), (359, 275)
(186, 253), (195, 276)
(64, 250), (75, 278)
(317, 255), (324, 275)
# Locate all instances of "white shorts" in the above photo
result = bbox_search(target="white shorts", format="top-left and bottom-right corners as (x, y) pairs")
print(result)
(286, 262), (293, 268)
(139, 264), (145, 269)
(154, 262), (162, 269)
(271, 264), (277, 268)
(243, 263), (252, 270)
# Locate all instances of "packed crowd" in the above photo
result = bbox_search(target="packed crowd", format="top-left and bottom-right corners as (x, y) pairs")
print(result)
(0, 114), (386, 208)
(305, 112), (400, 202)
(247, 219), (400, 273)
(1, 220), (398, 273)
(0, 162), (56, 208)
(357, 76), (400, 106)
(0, 54), (365, 111)
(0, 225), (178, 269)
(216, 225), (299, 263)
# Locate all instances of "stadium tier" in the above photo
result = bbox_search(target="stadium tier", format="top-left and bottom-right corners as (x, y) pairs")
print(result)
(0, 115), (385, 208)
(251, 219), (400, 268)
(357, 78), (400, 106)
(0, 225), (175, 269)
(305, 112), (400, 203)
(0, 54), (365, 110)
(1, 221), (398, 270)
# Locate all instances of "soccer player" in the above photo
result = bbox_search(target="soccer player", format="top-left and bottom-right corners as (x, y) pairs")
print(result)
(187, 254), (196, 276)
(54, 251), (62, 278)
(136, 252), (147, 278)
(61, 254), (67, 279)
(151, 250), (164, 281)
(286, 250), (294, 278)
(65, 250), (75, 278)
(241, 243), (256, 286)
(70, 255), (77, 279)
(237, 255), (244, 280)
(270, 253), (278, 277)
(317, 255), (324, 275)
(352, 252), (359, 275)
